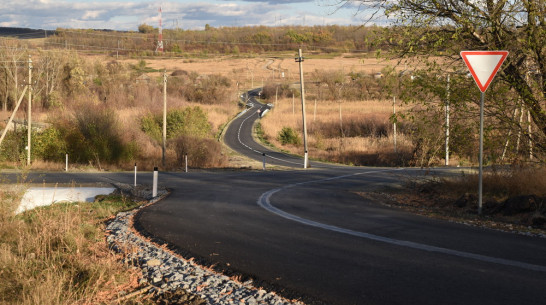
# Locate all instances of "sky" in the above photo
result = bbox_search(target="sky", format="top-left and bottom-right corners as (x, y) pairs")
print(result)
(0, 0), (381, 31)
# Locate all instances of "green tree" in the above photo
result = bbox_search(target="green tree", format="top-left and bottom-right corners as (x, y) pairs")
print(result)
(138, 24), (155, 34)
(141, 106), (212, 143)
(278, 127), (301, 145)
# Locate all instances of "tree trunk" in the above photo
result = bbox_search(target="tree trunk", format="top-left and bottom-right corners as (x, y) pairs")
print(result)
(504, 63), (546, 149)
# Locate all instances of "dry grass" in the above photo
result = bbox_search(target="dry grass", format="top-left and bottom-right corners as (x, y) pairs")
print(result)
(0, 179), (151, 305)
(437, 166), (546, 199)
(260, 98), (414, 166)
(120, 55), (405, 91)
(2, 53), (405, 170)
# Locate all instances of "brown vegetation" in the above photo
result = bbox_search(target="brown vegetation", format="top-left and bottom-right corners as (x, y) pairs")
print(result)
(0, 183), (152, 304)
(0, 43), (239, 170)
(373, 166), (546, 234)
(259, 97), (413, 166)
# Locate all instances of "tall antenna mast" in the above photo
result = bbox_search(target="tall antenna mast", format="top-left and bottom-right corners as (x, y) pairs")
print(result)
(156, 6), (164, 53)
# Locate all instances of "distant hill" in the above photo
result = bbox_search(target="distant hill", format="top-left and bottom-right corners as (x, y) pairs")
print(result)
(0, 27), (56, 39)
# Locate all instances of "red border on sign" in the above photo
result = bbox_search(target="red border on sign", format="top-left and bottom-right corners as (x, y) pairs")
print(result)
(460, 51), (508, 93)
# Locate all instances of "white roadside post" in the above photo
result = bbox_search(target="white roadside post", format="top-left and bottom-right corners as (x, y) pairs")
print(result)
(152, 167), (158, 197)
(460, 51), (508, 215)
(65, 154), (68, 171)
(134, 163), (137, 187)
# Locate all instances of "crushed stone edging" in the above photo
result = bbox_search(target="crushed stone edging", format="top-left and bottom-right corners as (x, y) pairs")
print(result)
(106, 187), (304, 305)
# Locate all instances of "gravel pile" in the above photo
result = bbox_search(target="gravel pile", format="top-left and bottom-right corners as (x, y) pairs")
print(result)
(106, 187), (303, 305)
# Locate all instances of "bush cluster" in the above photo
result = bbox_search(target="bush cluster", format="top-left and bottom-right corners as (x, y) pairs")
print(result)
(141, 106), (212, 142)
(171, 135), (227, 168)
(278, 127), (301, 146)
(0, 106), (136, 168)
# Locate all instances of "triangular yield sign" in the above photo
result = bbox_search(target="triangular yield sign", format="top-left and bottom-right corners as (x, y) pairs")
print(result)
(460, 51), (508, 92)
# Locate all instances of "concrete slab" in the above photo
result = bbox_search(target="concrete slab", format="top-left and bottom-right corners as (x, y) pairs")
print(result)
(18, 187), (116, 214)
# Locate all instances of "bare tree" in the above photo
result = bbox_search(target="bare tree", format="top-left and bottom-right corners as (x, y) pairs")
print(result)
(34, 50), (65, 109)
(0, 40), (26, 112)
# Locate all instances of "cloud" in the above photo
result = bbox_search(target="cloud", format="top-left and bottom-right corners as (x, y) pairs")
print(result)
(0, 0), (365, 31)
(232, 0), (313, 3)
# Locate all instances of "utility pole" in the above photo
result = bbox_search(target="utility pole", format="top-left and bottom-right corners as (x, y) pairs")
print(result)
(445, 74), (450, 166)
(27, 55), (32, 166)
(393, 96), (397, 154)
(162, 69), (167, 167)
(295, 49), (309, 169)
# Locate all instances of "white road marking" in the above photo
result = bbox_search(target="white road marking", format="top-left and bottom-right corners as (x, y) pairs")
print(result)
(237, 105), (303, 166)
(257, 169), (546, 273)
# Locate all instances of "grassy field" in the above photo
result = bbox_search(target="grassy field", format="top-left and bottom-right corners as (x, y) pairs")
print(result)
(118, 54), (403, 92)
(260, 98), (414, 166)
(0, 50), (406, 170)
(0, 181), (151, 305)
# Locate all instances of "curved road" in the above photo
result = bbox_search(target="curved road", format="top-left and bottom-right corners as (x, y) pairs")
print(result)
(136, 92), (546, 304)
(5, 90), (546, 304)
(223, 89), (338, 169)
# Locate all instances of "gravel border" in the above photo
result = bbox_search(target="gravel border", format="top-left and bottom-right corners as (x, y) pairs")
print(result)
(106, 184), (304, 305)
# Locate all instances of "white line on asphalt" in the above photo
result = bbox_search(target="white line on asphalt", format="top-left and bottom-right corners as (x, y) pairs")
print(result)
(257, 169), (546, 273)
(237, 105), (303, 166)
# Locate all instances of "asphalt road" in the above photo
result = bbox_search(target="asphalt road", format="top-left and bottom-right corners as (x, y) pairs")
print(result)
(223, 89), (338, 169)
(4, 90), (546, 304)
(138, 92), (546, 305)
(10, 169), (546, 305)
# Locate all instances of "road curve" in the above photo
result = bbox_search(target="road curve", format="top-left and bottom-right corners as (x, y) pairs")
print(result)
(223, 89), (338, 169)
(5, 170), (546, 304)
(6, 89), (546, 304)
(136, 91), (546, 304)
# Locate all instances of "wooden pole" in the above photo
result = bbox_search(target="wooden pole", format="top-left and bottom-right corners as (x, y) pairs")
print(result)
(162, 70), (167, 167)
(27, 55), (32, 166)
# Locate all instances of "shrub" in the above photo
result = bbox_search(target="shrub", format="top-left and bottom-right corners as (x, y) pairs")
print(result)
(171, 135), (227, 168)
(33, 127), (67, 162)
(0, 130), (25, 162)
(278, 127), (301, 145)
(52, 104), (137, 167)
(141, 106), (212, 143)
(178, 74), (233, 104)
(261, 82), (298, 100)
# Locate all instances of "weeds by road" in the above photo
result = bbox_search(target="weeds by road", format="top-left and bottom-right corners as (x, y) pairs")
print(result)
(0, 185), (152, 304)
(362, 166), (546, 237)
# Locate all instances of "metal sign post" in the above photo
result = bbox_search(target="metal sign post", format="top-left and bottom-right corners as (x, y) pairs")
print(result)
(460, 51), (508, 215)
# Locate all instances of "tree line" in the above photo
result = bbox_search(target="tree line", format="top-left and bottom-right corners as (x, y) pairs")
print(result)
(44, 25), (387, 55)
